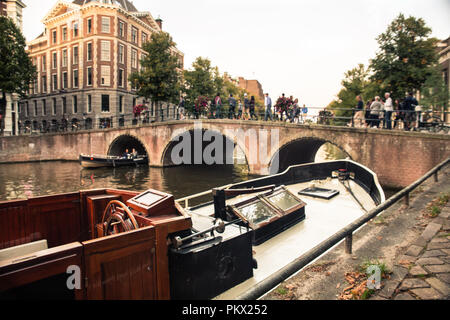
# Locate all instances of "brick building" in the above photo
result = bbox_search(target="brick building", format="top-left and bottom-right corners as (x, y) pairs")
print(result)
(19, 0), (184, 133)
(237, 77), (264, 101)
(437, 37), (449, 123)
(0, 0), (26, 136)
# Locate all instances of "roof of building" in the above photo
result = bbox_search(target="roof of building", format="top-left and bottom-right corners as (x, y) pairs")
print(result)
(72, 0), (138, 12)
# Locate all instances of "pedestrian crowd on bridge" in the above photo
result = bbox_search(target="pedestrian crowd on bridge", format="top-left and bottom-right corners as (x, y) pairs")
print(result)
(352, 92), (421, 131)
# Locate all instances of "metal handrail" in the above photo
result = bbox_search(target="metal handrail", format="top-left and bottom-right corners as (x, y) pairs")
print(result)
(176, 183), (233, 208)
(235, 157), (450, 300)
(15, 106), (450, 136)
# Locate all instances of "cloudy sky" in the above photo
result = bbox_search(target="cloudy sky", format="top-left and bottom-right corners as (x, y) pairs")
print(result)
(22, 0), (450, 110)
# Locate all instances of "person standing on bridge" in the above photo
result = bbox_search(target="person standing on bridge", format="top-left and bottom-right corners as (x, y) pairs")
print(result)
(369, 96), (383, 128)
(402, 92), (418, 131)
(237, 99), (243, 119)
(383, 92), (393, 130)
(264, 93), (273, 121)
(249, 96), (258, 120)
(228, 94), (237, 119)
(243, 94), (250, 120)
(214, 94), (222, 119)
(353, 95), (365, 128)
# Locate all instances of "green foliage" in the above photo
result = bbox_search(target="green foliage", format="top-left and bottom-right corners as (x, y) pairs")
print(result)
(182, 57), (258, 114)
(326, 64), (381, 125)
(369, 13), (439, 100)
(420, 66), (449, 112)
(182, 57), (216, 111)
(0, 16), (36, 116)
(129, 31), (181, 118)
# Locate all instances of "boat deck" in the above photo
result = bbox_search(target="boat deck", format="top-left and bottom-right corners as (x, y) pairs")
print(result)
(187, 177), (378, 299)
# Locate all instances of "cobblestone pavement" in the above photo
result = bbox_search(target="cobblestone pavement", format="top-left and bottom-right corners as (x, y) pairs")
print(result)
(373, 205), (450, 300)
(262, 165), (450, 300)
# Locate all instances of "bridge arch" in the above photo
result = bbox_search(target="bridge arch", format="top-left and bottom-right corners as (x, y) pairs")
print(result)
(107, 134), (150, 162)
(161, 127), (250, 169)
(269, 136), (351, 174)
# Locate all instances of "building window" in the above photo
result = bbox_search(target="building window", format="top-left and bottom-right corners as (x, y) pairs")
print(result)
(62, 49), (68, 67)
(101, 65), (110, 86)
(101, 40), (110, 61)
(34, 101), (38, 116)
(42, 55), (46, 71)
(42, 100), (47, 116)
(131, 49), (137, 69)
(119, 95), (123, 114)
(62, 72), (68, 89)
(62, 97), (67, 114)
(73, 22), (79, 38)
(42, 75), (47, 93)
(62, 26), (67, 41)
(87, 42), (92, 61)
(119, 21), (124, 37)
(118, 69), (124, 88)
(73, 69), (79, 88)
(87, 18), (92, 34)
(118, 44), (124, 64)
(25, 102), (29, 117)
(52, 30), (57, 44)
(101, 16), (110, 33)
(87, 95), (92, 113)
(33, 78), (38, 94)
(52, 52), (57, 69)
(131, 27), (138, 44)
(52, 74), (58, 91)
(142, 32), (147, 45)
(101, 94), (110, 112)
(87, 67), (93, 86)
(73, 46), (79, 64)
(52, 98), (57, 115)
(73, 96), (78, 114)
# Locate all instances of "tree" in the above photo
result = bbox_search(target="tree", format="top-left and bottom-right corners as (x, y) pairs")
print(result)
(326, 64), (381, 125)
(129, 31), (181, 121)
(370, 14), (439, 100)
(419, 66), (449, 117)
(0, 16), (36, 130)
(182, 57), (216, 112)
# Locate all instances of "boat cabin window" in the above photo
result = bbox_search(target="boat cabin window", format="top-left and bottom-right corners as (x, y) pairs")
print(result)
(228, 186), (306, 245)
(266, 189), (304, 212)
(238, 200), (278, 227)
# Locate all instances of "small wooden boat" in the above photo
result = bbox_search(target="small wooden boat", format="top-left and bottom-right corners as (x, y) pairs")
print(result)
(79, 154), (148, 168)
(0, 160), (384, 300)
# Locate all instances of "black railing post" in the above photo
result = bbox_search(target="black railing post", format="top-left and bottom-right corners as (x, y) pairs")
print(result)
(404, 193), (410, 207)
(345, 234), (353, 254)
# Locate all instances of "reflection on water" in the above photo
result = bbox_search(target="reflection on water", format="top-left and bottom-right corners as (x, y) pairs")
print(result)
(0, 161), (252, 201)
(315, 143), (349, 162)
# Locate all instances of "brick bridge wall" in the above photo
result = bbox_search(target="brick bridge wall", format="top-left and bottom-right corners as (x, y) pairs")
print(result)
(0, 120), (448, 189)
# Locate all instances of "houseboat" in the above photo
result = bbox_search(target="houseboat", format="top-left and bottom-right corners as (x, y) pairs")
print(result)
(0, 160), (384, 300)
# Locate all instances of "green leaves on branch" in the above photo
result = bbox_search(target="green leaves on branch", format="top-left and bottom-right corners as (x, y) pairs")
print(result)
(129, 31), (181, 106)
(327, 13), (446, 117)
(0, 16), (36, 114)
(369, 13), (440, 100)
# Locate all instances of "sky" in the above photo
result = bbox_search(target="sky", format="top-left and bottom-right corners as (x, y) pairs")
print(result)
(22, 0), (450, 110)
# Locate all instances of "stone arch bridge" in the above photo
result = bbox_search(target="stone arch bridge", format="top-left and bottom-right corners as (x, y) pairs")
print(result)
(0, 120), (449, 188)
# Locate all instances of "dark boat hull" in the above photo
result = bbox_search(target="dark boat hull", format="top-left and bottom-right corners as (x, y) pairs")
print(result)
(79, 155), (148, 168)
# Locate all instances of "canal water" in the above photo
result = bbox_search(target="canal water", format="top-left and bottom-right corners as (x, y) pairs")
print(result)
(0, 143), (395, 201)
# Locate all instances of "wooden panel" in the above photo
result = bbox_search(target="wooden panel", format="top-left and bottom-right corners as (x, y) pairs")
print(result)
(80, 189), (109, 241)
(0, 193), (83, 250)
(83, 226), (158, 300)
(0, 242), (83, 294)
